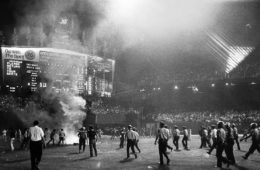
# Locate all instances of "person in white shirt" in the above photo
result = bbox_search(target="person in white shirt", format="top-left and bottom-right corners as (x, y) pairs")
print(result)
(154, 122), (170, 165)
(207, 125), (218, 154)
(29, 120), (44, 170)
(58, 129), (66, 146)
(125, 125), (138, 159)
(172, 125), (180, 150)
(2, 129), (7, 142)
(133, 127), (141, 153)
(182, 126), (189, 150)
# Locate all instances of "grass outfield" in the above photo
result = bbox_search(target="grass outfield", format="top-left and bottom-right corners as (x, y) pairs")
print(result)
(0, 135), (259, 170)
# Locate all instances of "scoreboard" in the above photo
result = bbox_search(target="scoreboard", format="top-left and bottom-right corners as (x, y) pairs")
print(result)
(0, 46), (115, 96)
(1, 47), (40, 92)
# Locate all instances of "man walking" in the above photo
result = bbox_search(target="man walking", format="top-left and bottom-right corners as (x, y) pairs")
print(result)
(29, 120), (44, 170)
(172, 125), (180, 151)
(78, 127), (87, 153)
(216, 121), (229, 168)
(88, 126), (98, 157)
(182, 126), (189, 150)
(155, 122), (170, 165)
(200, 127), (208, 148)
(119, 128), (126, 148)
(126, 125), (137, 159)
(58, 129), (66, 146)
(133, 127), (141, 153)
(225, 123), (236, 165)
(241, 123), (260, 159)
(47, 129), (56, 146)
(207, 125), (217, 154)
(232, 124), (240, 150)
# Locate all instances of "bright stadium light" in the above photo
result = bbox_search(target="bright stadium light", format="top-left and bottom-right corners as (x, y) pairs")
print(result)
(211, 83), (215, 87)
(208, 32), (254, 73)
(174, 85), (179, 90)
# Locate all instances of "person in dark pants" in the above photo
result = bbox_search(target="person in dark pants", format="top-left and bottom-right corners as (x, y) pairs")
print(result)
(206, 126), (212, 148)
(133, 127), (141, 153)
(119, 128), (126, 148)
(126, 125), (137, 159)
(155, 122), (170, 165)
(241, 123), (260, 159)
(47, 129), (56, 146)
(198, 126), (204, 148)
(182, 126), (189, 150)
(88, 126), (97, 157)
(225, 123), (236, 165)
(232, 123), (240, 150)
(200, 127), (208, 148)
(207, 125), (217, 155)
(58, 129), (66, 146)
(216, 121), (230, 168)
(172, 125), (180, 151)
(164, 125), (173, 152)
(20, 128), (30, 150)
(28, 120), (45, 170)
(78, 127), (87, 153)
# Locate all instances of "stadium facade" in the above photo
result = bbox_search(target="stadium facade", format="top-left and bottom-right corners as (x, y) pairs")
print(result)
(0, 46), (115, 97)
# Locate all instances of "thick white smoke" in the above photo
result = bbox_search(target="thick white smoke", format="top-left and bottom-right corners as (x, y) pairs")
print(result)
(60, 95), (86, 144)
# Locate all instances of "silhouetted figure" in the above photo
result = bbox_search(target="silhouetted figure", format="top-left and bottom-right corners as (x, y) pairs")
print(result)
(88, 126), (97, 157)
(119, 128), (126, 148)
(47, 129), (56, 146)
(58, 129), (66, 145)
(78, 127), (87, 153)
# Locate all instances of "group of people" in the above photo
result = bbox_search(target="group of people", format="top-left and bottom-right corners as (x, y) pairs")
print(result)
(44, 128), (66, 146)
(154, 121), (260, 168)
(2, 120), (260, 170)
(154, 122), (191, 165)
(1, 128), (31, 151)
(77, 126), (98, 157)
(208, 121), (260, 168)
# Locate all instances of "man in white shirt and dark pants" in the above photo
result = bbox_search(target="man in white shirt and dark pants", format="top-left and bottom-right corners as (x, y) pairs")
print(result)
(155, 122), (170, 165)
(126, 125), (138, 159)
(29, 120), (44, 170)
